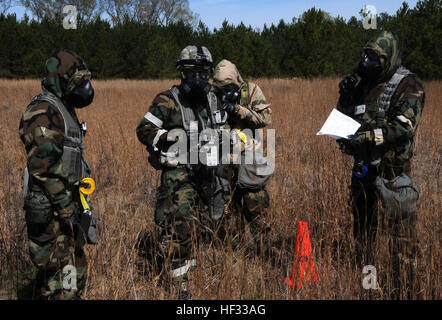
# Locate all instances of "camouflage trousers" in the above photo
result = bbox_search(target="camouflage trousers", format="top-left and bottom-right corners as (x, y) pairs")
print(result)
(150, 167), (270, 292)
(26, 217), (87, 300)
(154, 167), (199, 282)
(25, 191), (87, 300)
(229, 187), (270, 254)
(350, 165), (418, 298)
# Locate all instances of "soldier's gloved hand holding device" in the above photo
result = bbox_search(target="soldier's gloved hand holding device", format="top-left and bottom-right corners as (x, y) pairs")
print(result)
(346, 131), (370, 178)
(338, 131), (376, 178)
(220, 85), (240, 115)
(347, 131), (376, 146)
(336, 138), (354, 155)
(337, 130), (373, 154)
(221, 101), (236, 114)
(224, 89), (240, 104)
(339, 74), (359, 94)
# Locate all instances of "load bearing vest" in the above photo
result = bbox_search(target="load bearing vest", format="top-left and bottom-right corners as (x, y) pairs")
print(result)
(31, 92), (90, 185)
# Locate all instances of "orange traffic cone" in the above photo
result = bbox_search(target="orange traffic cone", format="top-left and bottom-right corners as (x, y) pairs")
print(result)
(284, 221), (318, 289)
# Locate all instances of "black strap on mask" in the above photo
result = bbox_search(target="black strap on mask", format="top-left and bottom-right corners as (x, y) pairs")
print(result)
(197, 46), (204, 60)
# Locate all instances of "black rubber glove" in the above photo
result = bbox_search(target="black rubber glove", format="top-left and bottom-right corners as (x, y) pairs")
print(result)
(349, 131), (374, 145)
(339, 74), (358, 94)
(222, 102), (236, 114)
(346, 133), (362, 146)
(338, 131), (374, 153)
(337, 138), (354, 155)
(224, 90), (240, 104)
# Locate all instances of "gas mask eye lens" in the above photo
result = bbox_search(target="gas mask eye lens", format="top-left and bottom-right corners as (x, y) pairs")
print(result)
(223, 84), (239, 97)
(184, 68), (209, 79)
(365, 50), (379, 61)
(183, 70), (193, 78)
(200, 71), (209, 80)
(183, 69), (202, 79)
(356, 49), (383, 80)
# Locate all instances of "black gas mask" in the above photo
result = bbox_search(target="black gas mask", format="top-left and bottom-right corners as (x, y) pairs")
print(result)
(65, 79), (95, 109)
(356, 50), (383, 80)
(218, 84), (240, 104)
(180, 68), (211, 97)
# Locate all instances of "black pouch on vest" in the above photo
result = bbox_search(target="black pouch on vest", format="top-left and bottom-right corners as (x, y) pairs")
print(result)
(23, 191), (53, 224)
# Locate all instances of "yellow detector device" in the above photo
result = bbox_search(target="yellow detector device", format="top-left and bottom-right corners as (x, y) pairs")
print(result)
(79, 178), (95, 211)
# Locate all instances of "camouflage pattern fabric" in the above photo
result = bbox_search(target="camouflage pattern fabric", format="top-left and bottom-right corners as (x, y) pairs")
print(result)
(19, 49), (91, 299)
(41, 49), (89, 99)
(27, 214), (87, 299)
(213, 59), (244, 87)
(338, 31), (425, 169)
(176, 45), (213, 70)
(350, 165), (419, 298)
(213, 59), (272, 254)
(231, 188), (270, 253)
(137, 88), (214, 148)
(336, 31), (424, 297)
(136, 85), (226, 281)
(155, 168), (197, 271)
(364, 30), (402, 81)
(214, 59), (272, 129)
(19, 100), (75, 218)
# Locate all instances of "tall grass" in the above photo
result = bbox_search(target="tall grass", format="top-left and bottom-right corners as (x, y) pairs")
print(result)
(0, 78), (440, 299)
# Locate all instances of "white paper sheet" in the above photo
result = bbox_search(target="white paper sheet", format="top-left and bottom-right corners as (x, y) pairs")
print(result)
(316, 108), (361, 140)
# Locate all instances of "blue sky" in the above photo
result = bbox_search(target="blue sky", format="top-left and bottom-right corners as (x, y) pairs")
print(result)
(190, 0), (420, 30)
(6, 0), (420, 30)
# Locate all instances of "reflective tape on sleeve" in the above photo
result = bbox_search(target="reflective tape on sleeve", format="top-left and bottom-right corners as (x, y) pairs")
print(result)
(144, 112), (164, 128)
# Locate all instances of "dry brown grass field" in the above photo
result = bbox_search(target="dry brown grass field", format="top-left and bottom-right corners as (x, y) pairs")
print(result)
(0, 78), (440, 300)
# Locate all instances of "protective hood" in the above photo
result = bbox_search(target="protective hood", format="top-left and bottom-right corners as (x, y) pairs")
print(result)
(213, 59), (244, 88)
(41, 49), (90, 99)
(363, 31), (402, 80)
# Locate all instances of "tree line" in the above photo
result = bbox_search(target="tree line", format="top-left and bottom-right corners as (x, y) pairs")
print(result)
(0, 0), (440, 80)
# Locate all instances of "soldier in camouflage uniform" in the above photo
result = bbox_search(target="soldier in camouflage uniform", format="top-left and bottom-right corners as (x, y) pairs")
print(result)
(336, 31), (425, 298)
(19, 49), (96, 300)
(212, 59), (272, 255)
(136, 46), (229, 297)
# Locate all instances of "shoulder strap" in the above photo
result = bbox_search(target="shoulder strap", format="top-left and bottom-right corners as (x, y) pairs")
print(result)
(240, 81), (250, 106)
(171, 86), (220, 131)
(33, 92), (82, 146)
(377, 66), (413, 128)
(170, 86), (196, 132)
(206, 91), (219, 130)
